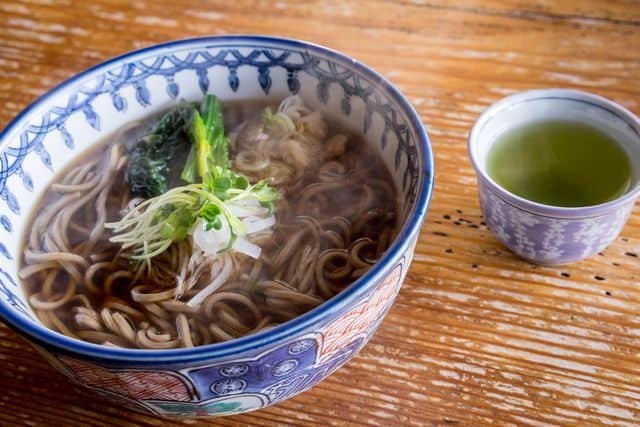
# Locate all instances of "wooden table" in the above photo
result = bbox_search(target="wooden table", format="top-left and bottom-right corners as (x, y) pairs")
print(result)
(1, 1), (639, 425)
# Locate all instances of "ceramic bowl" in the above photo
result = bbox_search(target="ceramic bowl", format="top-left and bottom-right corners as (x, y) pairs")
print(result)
(0, 36), (433, 416)
(469, 89), (640, 265)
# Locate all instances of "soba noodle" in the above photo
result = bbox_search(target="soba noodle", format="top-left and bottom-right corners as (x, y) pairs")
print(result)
(20, 96), (398, 349)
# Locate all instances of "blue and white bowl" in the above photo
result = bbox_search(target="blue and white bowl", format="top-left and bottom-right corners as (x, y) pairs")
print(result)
(0, 36), (433, 416)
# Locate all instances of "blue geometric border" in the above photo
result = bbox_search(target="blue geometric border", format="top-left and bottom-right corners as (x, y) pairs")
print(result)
(0, 45), (419, 239)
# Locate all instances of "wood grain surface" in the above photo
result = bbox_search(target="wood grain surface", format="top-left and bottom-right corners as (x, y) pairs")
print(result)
(1, 1), (639, 426)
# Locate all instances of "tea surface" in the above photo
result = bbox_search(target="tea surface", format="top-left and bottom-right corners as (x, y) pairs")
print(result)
(487, 120), (632, 207)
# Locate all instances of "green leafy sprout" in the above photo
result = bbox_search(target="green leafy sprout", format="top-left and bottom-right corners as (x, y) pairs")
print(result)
(106, 95), (279, 261)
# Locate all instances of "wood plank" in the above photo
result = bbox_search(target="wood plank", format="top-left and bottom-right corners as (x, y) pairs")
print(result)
(0, 1), (638, 425)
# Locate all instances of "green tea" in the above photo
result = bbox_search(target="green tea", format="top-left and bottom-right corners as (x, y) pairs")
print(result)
(486, 120), (632, 207)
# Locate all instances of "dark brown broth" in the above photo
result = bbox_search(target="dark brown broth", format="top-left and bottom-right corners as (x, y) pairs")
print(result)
(20, 100), (398, 347)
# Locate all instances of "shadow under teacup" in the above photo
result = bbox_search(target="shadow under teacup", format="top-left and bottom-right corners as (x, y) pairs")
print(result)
(468, 89), (640, 265)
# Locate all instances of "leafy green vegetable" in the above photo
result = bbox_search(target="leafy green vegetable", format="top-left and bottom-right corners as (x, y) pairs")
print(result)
(201, 95), (228, 170)
(107, 94), (279, 262)
(161, 205), (195, 241)
(181, 95), (228, 183)
(179, 145), (198, 185)
(126, 150), (169, 199)
(126, 102), (193, 198)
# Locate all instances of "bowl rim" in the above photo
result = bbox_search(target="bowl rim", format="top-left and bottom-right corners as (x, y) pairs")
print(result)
(0, 35), (434, 364)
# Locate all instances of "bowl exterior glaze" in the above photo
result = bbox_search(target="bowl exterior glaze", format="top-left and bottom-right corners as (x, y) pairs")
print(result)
(0, 37), (433, 416)
(36, 257), (412, 416)
(478, 177), (633, 265)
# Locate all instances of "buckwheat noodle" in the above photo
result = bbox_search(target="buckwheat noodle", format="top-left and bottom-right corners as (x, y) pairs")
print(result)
(20, 96), (398, 349)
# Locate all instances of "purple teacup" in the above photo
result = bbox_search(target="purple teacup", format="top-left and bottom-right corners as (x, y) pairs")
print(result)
(468, 89), (640, 265)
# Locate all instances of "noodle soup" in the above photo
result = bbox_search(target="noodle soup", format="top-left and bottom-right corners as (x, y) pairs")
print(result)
(19, 96), (398, 349)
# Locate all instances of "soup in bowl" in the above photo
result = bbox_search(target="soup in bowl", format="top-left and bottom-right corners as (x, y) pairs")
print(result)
(0, 36), (433, 417)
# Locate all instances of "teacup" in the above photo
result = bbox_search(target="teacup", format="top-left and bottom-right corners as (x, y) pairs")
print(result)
(468, 89), (640, 265)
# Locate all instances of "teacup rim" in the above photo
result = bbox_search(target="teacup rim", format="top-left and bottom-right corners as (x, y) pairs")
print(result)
(468, 88), (640, 219)
(0, 35), (434, 364)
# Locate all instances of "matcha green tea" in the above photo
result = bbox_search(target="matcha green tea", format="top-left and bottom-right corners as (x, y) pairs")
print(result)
(486, 120), (632, 207)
